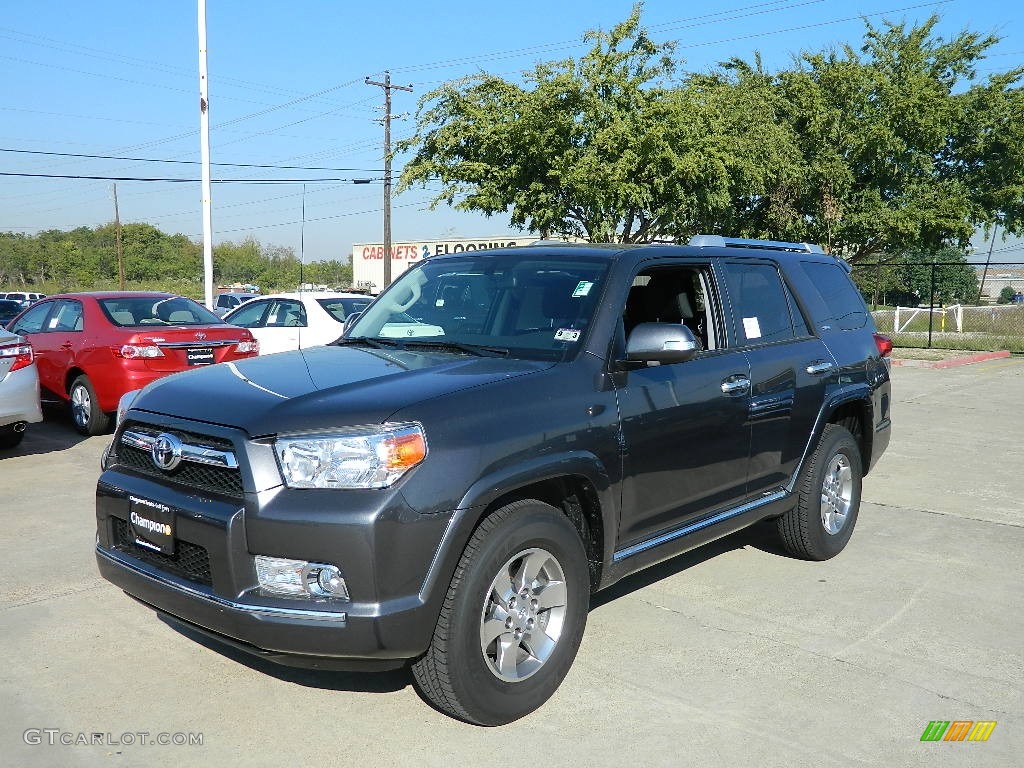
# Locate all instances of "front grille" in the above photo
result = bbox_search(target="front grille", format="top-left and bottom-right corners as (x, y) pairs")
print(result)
(112, 517), (213, 587)
(113, 421), (244, 498)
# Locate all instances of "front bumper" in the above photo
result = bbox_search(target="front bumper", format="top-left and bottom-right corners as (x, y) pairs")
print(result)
(95, 461), (452, 667)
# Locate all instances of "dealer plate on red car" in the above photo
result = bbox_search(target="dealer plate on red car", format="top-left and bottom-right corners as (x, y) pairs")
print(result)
(186, 347), (215, 365)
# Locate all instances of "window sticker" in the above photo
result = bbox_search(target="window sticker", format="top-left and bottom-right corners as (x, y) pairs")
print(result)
(555, 328), (581, 342)
(435, 298), (445, 307)
(572, 281), (593, 298)
(743, 317), (762, 339)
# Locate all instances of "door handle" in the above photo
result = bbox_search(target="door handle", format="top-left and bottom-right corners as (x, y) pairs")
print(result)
(721, 376), (750, 395)
(60, 342), (73, 350)
(806, 361), (835, 376)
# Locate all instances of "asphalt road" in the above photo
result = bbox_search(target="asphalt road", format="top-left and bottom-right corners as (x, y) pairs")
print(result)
(1, 358), (1021, 767)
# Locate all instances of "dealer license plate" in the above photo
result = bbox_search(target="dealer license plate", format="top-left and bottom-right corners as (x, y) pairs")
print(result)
(186, 347), (215, 365)
(129, 496), (175, 555)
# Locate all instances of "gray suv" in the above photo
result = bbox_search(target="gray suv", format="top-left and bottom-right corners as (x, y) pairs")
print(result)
(96, 236), (892, 724)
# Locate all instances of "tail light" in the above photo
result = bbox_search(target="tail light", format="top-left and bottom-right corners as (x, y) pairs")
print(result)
(0, 340), (34, 372)
(113, 344), (164, 359)
(873, 333), (893, 358)
(235, 340), (259, 354)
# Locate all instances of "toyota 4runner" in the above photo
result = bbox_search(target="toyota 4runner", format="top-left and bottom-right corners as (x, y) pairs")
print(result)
(96, 236), (892, 725)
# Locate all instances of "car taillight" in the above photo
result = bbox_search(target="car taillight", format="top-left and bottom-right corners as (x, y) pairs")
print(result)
(114, 344), (164, 359)
(873, 333), (893, 358)
(0, 341), (34, 372)
(235, 340), (259, 354)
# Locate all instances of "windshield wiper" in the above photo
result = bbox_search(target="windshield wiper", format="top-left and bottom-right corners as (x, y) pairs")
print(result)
(333, 336), (404, 349)
(401, 340), (510, 357)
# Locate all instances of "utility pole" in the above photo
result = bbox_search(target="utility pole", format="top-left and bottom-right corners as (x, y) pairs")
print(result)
(365, 72), (412, 290)
(112, 183), (125, 290)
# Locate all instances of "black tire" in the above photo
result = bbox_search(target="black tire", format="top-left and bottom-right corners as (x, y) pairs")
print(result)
(412, 499), (590, 726)
(0, 425), (25, 449)
(777, 423), (862, 561)
(69, 375), (110, 436)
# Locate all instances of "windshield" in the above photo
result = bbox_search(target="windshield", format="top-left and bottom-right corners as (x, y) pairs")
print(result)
(346, 252), (610, 361)
(99, 296), (224, 327)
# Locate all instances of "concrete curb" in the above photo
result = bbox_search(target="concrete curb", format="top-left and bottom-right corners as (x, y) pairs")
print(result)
(891, 350), (1011, 368)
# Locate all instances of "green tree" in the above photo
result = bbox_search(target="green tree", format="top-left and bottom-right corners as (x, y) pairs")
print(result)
(997, 285), (1017, 304)
(853, 246), (979, 306)
(399, 5), (771, 242)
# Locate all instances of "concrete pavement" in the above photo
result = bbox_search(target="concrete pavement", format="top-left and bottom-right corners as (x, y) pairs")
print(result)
(1, 359), (1021, 767)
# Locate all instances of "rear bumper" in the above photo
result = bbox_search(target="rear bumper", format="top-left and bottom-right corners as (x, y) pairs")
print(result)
(0, 365), (43, 427)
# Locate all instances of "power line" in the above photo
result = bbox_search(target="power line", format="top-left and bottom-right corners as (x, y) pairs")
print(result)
(0, 172), (380, 184)
(0, 147), (383, 172)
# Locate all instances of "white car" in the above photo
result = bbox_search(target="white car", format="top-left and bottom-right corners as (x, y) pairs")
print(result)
(223, 292), (375, 355)
(0, 329), (43, 449)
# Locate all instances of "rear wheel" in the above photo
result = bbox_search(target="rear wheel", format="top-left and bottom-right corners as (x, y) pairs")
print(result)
(412, 499), (590, 725)
(69, 375), (110, 436)
(777, 423), (862, 560)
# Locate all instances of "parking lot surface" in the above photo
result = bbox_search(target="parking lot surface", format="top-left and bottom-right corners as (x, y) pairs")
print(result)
(1, 358), (1021, 767)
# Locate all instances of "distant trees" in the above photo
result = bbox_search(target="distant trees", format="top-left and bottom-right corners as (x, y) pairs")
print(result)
(0, 227), (351, 295)
(399, 6), (1024, 260)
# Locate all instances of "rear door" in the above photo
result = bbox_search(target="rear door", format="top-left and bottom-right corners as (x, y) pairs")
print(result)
(717, 260), (832, 495)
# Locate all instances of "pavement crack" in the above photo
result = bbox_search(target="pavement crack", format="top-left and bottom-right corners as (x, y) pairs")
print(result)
(866, 500), (1024, 528)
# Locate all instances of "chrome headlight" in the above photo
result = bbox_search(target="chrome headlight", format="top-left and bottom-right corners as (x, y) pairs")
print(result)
(275, 423), (427, 489)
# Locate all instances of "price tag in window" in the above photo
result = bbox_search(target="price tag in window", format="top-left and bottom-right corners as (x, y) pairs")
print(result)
(743, 317), (762, 340)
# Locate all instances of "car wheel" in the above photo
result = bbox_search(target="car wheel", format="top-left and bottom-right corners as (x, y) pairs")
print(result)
(777, 423), (862, 560)
(69, 375), (110, 436)
(412, 499), (590, 725)
(0, 425), (25, 449)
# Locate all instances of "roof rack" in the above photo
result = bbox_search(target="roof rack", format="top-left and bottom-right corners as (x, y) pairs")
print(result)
(688, 234), (825, 254)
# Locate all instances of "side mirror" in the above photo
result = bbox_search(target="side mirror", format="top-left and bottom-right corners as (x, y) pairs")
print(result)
(624, 323), (702, 365)
(342, 312), (362, 335)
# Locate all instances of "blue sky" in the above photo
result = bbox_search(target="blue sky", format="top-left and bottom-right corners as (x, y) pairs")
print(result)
(1, 0), (1021, 263)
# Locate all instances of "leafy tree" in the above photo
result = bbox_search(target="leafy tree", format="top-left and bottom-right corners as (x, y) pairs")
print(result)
(997, 285), (1017, 304)
(853, 246), (978, 306)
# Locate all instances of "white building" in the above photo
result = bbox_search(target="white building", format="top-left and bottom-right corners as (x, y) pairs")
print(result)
(351, 236), (540, 293)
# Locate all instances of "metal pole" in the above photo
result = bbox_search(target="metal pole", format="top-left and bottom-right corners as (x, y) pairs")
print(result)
(976, 222), (999, 305)
(927, 262), (936, 349)
(198, 0), (215, 310)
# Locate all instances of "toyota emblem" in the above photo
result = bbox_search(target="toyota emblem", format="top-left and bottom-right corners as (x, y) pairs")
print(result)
(151, 433), (183, 471)
(195, 331), (208, 340)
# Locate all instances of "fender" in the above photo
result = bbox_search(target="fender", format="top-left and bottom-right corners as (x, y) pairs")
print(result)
(416, 450), (618, 607)
(786, 383), (872, 493)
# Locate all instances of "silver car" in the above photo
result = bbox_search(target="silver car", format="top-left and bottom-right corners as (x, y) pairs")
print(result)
(0, 328), (43, 449)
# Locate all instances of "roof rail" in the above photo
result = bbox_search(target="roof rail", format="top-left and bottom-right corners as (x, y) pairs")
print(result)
(688, 234), (825, 254)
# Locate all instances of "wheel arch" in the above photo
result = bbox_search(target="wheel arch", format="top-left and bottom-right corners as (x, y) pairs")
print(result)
(419, 455), (616, 608)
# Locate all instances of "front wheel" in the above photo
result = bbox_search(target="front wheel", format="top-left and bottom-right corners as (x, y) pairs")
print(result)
(69, 375), (110, 436)
(412, 499), (590, 725)
(777, 423), (863, 560)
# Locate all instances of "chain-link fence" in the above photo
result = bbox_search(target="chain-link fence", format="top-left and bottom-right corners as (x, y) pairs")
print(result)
(851, 261), (1024, 352)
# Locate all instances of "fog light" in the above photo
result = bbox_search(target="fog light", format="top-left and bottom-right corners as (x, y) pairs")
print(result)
(254, 556), (349, 600)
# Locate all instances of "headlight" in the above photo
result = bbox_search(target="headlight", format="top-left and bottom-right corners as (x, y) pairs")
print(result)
(116, 389), (143, 428)
(275, 423), (427, 489)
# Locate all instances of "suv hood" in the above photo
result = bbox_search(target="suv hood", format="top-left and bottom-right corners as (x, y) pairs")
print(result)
(132, 344), (552, 435)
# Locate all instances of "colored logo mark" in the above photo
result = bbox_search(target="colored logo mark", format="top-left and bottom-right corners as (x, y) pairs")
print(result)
(920, 721), (997, 742)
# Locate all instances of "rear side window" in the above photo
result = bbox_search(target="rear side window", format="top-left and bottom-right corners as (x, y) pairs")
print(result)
(720, 262), (800, 345)
(799, 262), (868, 330)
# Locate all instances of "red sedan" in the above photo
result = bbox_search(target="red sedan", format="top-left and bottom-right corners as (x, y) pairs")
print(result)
(7, 292), (259, 435)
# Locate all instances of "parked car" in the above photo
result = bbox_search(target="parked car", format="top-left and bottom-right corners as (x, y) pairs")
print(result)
(96, 238), (891, 724)
(222, 291), (374, 355)
(213, 292), (261, 317)
(0, 298), (24, 326)
(0, 329), (43, 449)
(3, 291), (46, 309)
(7, 292), (259, 436)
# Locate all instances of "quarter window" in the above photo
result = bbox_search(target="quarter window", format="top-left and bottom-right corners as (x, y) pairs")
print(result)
(799, 262), (868, 330)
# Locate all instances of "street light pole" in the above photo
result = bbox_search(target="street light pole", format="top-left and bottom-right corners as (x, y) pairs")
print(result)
(198, 0), (215, 310)
(365, 72), (412, 290)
